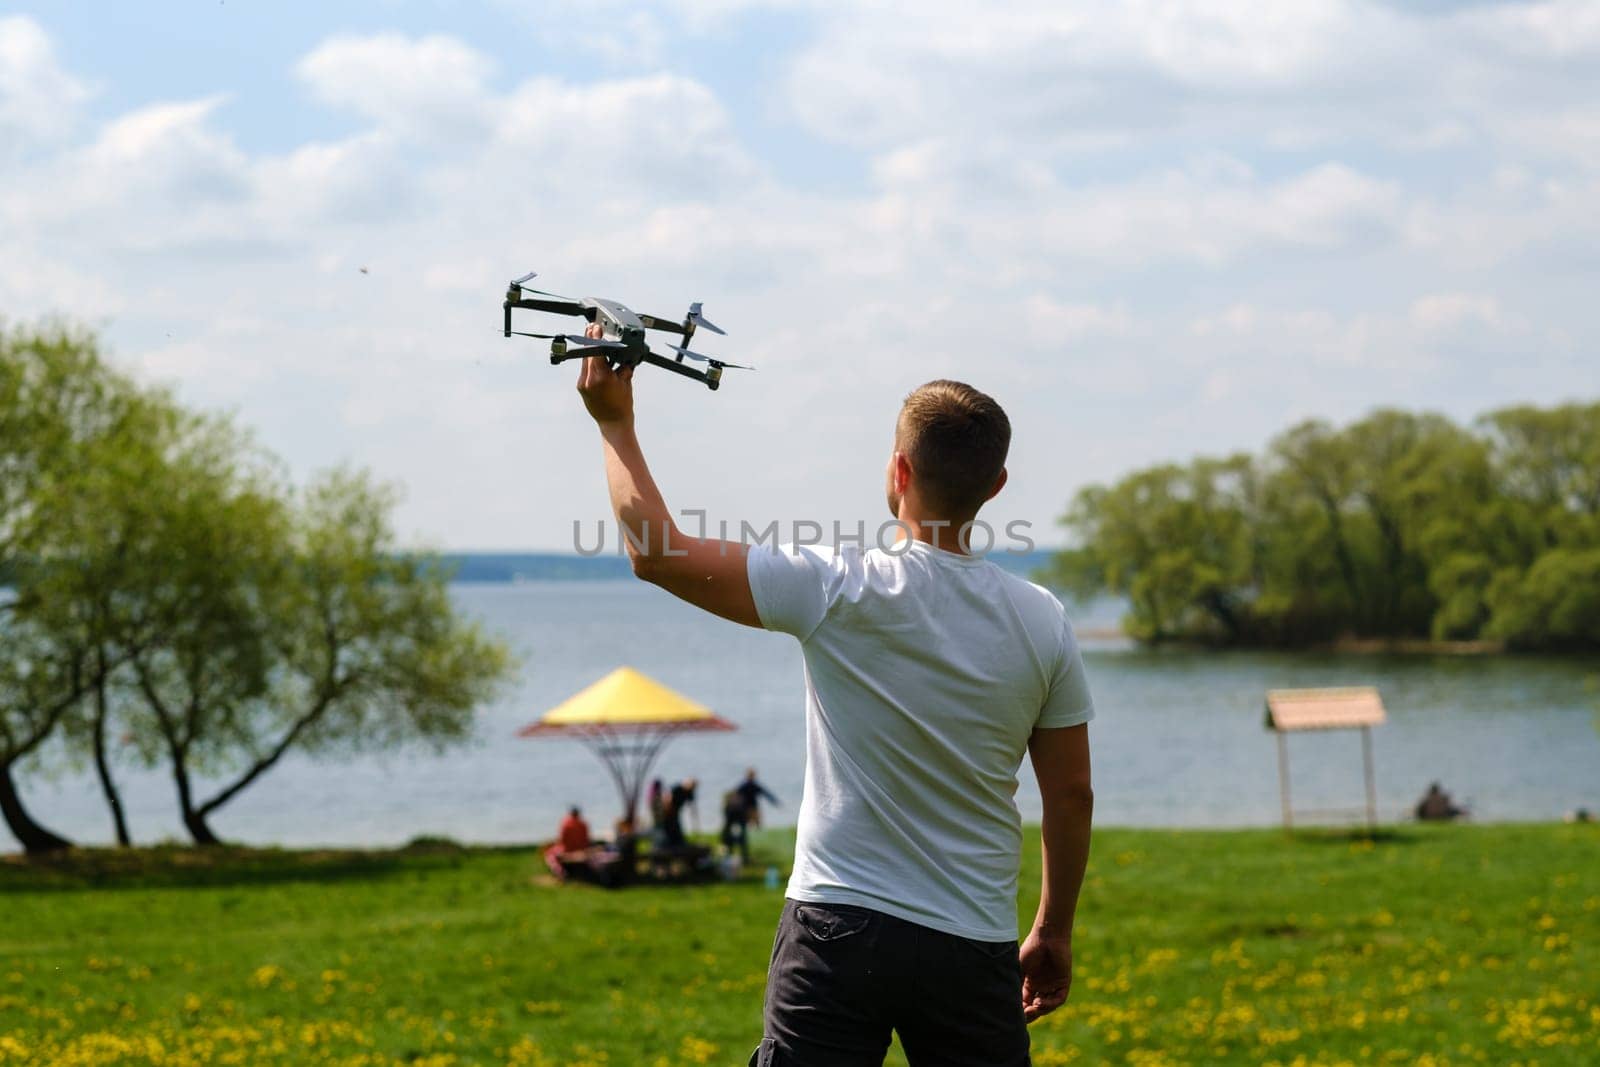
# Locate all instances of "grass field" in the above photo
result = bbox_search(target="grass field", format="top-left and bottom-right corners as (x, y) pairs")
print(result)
(2, 824), (1596, 1066)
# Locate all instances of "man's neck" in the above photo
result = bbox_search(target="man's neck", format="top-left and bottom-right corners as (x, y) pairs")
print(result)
(893, 512), (975, 555)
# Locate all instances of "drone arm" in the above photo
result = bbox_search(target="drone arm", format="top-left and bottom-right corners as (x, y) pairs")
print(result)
(638, 349), (720, 390)
(509, 296), (585, 316)
(638, 314), (688, 336)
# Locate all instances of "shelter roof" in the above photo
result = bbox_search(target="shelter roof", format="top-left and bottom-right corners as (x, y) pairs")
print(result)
(1265, 686), (1387, 732)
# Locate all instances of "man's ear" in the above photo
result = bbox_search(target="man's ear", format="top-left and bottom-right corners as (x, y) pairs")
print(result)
(893, 452), (914, 494)
(985, 467), (1008, 502)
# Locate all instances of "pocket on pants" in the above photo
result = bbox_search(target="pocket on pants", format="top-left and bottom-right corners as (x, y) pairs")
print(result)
(793, 904), (872, 943)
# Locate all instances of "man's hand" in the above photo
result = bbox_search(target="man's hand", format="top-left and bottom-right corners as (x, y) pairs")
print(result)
(1019, 930), (1072, 1023)
(576, 322), (634, 427)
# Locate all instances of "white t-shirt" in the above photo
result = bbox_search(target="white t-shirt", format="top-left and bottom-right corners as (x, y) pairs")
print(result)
(746, 539), (1094, 942)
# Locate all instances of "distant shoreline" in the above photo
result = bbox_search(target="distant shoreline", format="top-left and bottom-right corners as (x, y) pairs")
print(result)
(1324, 637), (1507, 656)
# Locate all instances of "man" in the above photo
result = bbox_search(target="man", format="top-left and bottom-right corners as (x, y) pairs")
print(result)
(575, 347), (1095, 1066)
(722, 769), (779, 864)
(735, 768), (780, 829)
(660, 777), (698, 847)
(1415, 781), (1464, 821)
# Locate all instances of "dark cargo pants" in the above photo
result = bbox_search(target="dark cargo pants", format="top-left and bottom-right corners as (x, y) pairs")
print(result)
(750, 900), (1031, 1066)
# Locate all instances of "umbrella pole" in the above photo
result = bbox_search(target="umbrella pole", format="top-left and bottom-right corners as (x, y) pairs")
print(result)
(584, 733), (635, 829)
(581, 727), (684, 830)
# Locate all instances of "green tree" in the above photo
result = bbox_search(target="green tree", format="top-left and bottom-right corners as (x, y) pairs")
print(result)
(1484, 548), (1600, 649)
(1053, 455), (1260, 642)
(0, 324), (138, 853)
(1055, 400), (1600, 650)
(1259, 419), (1372, 637)
(1473, 403), (1600, 648)
(5, 322), (516, 851)
(1480, 402), (1600, 547)
(1339, 410), (1493, 636)
(23, 386), (194, 846)
(121, 457), (513, 846)
(1427, 552), (1498, 640)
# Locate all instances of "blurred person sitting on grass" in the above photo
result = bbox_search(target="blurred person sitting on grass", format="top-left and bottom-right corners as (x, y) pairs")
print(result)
(1415, 782), (1466, 821)
(544, 806), (592, 880)
(575, 329), (1095, 1067)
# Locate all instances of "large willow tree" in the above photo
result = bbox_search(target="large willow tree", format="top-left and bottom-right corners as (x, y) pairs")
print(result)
(1051, 403), (1600, 650)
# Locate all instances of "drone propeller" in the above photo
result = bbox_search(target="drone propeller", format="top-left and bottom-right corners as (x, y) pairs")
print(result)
(562, 333), (627, 349)
(670, 344), (751, 369)
(511, 329), (627, 349)
(506, 269), (579, 302)
(686, 302), (726, 336)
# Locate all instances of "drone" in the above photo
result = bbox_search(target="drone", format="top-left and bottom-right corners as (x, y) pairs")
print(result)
(501, 271), (750, 390)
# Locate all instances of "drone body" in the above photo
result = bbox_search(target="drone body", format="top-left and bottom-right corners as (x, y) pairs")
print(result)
(501, 272), (748, 391)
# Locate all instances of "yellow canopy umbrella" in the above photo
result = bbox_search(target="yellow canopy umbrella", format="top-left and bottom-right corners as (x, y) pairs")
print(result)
(519, 667), (736, 825)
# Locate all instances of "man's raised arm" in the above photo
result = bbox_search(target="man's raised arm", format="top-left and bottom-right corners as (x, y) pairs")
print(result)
(1019, 723), (1093, 1023)
(575, 343), (760, 628)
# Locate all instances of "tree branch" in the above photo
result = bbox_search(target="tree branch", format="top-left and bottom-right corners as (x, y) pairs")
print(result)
(130, 652), (186, 758)
(195, 683), (344, 819)
(5, 655), (88, 762)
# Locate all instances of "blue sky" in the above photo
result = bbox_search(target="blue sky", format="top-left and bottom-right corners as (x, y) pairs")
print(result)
(4, 1), (1598, 549)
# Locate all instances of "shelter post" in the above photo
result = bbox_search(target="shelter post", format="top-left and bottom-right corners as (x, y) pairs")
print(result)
(1361, 724), (1377, 831)
(1276, 730), (1293, 832)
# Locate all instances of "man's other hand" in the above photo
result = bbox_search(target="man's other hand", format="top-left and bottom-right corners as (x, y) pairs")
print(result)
(576, 322), (634, 427)
(1019, 931), (1072, 1023)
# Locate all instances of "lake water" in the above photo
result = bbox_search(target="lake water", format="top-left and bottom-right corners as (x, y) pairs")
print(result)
(10, 580), (1599, 851)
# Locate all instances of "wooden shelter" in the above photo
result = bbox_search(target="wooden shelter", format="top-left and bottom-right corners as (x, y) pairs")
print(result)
(519, 667), (735, 826)
(1264, 686), (1387, 831)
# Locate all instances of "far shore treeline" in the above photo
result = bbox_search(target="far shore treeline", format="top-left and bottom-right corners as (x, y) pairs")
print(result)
(1, 323), (514, 856)
(1049, 402), (1600, 650)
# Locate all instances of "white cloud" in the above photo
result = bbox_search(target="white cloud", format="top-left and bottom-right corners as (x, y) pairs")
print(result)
(1410, 292), (1504, 333)
(87, 97), (247, 195)
(17, 97), (255, 258)
(777, 0), (1600, 175)
(1461, 0), (1600, 60)
(490, 73), (758, 197)
(783, 1), (1425, 151)
(0, 15), (89, 148)
(297, 33), (495, 141)
(1024, 297), (1137, 342)
(854, 147), (1406, 281)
